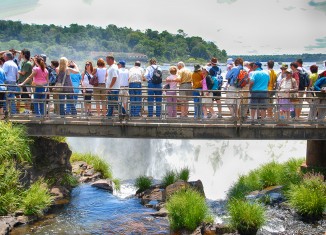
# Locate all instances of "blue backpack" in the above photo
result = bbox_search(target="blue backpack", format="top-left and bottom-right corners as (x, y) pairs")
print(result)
(209, 66), (223, 90)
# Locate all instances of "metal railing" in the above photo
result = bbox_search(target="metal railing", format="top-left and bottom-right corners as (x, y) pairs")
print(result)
(1, 84), (326, 126)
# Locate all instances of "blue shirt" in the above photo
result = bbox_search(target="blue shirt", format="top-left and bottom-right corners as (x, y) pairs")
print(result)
(314, 77), (326, 91)
(250, 68), (270, 91)
(70, 73), (82, 94)
(144, 65), (162, 82)
(0, 68), (7, 91)
(2, 60), (18, 82)
(226, 65), (242, 85)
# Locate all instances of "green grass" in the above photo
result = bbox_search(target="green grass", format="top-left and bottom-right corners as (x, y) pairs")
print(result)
(21, 179), (53, 216)
(162, 170), (177, 188)
(112, 178), (121, 191)
(70, 153), (113, 179)
(177, 167), (190, 182)
(0, 122), (31, 163)
(50, 136), (67, 143)
(227, 158), (304, 200)
(134, 175), (152, 192)
(227, 199), (266, 234)
(166, 189), (212, 231)
(287, 173), (326, 219)
(59, 173), (79, 188)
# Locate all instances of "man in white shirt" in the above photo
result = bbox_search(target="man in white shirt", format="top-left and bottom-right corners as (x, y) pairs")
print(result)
(106, 55), (125, 117)
(129, 61), (144, 117)
(3, 52), (18, 114)
(118, 60), (129, 112)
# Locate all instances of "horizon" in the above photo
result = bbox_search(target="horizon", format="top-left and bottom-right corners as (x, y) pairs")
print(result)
(1, 0), (326, 56)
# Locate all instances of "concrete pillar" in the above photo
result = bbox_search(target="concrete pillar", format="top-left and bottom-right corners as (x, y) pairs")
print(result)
(302, 140), (326, 176)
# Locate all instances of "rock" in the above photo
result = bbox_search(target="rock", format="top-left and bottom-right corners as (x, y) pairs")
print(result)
(91, 179), (114, 193)
(192, 223), (235, 235)
(246, 185), (284, 203)
(140, 188), (164, 205)
(165, 180), (189, 199)
(188, 180), (206, 197)
(149, 208), (168, 217)
(84, 168), (95, 176)
(0, 216), (17, 235)
(71, 161), (88, 175)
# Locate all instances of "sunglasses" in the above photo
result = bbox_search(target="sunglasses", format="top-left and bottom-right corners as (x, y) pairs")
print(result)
(85, 64), (90, 66)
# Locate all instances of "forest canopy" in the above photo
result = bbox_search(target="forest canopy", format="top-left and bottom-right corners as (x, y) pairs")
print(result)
(0, 20), (227, 63)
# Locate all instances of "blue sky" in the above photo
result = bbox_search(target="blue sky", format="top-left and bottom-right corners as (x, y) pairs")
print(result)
(1, 0), (326, 55)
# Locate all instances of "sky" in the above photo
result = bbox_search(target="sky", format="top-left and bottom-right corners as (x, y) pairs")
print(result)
(1, 0), (326, 55)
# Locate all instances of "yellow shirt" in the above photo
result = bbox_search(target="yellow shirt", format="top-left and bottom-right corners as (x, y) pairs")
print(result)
(268, 69), (277, 91)
(192, 71), (203, 89)
(309, 73), (318, 86)
(178, 68), (192, 84)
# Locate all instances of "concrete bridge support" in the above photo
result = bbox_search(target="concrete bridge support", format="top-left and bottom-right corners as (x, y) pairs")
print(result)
(302, 140), (326, 175)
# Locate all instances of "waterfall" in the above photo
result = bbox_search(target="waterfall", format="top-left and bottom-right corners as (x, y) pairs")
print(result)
(67, 138), (306, 199)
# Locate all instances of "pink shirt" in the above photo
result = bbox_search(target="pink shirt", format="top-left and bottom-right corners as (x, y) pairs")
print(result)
(166, 75), (179, 90)
(202, 76), (208, 91)
(33, 67), (48, 85)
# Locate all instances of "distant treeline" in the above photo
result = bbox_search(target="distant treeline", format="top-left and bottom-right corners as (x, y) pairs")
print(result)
(229, 54), (326, 63)
(0, 20), (227, 63)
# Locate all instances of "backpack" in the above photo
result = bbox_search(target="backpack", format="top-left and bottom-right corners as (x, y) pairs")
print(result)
(298, 70), (310, 90)
(47, 66), (57, 85)
(151, 66), (162, 84)
(206, 75), (214, 90)
(211, 75), (223, 90)
(234, 69), (249, 88)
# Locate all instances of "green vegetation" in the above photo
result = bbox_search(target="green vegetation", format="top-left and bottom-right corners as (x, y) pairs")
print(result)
(50, 136), (67, 143)
(0, 20), (227, 63)
(162, 170), (177, 188)
(230, 54), (326, 63)
(134, 175), (152, 192)
(112, 178), (121, 191)
(59, 173), (79, 188)
(177, 167), (190, 182)
(21, 179), (53, 216)
(227, 158), (304, 199)
(166, 189), (213, 231)
(0, 122), (31, 163)
(287, 173), (326, 219)
(70, 152), (113, 179)
(227, 199), (265, 235)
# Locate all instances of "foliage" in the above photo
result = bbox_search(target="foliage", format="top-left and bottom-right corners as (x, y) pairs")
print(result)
(162, 170), (177, 188)
(287, 173), (326, 219)
(227, 158), (304, 200)
(0, 160), (21, 215)
(0, 122), (31, 163)
(166, 189), (212, 231)
(21, 179), (53, 216)
(50, 136), (67, 143)
(0, 20), (227, 63)
(230, 53), (326, 63)
(227, 199), (265, 234)
(177, 167), (190, 182)
(113, 178), (121, 191)
(70, 153), (113, 179)
(134, 175), (152, 192)
(59, 173), (79, 188)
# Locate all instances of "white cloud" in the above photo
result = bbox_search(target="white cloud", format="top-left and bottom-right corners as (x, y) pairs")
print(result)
(3, 0), (326, 55)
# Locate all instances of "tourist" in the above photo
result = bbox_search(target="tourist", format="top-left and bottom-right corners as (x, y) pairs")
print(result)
(106, 55), (126, 118)
(144, 58), (162, 117)
(128, 61), (145, 117)
(81, 61), (94, 116)
(0, 64), (6, 117)
(307, 65), (319, 121)
(201, 66), (217, 119)
(267, 60), (277, 119)
(48, 60), (60, 114)
(313, 75), (326, 123)
(67, 61), (82, 115)
(2, 52), (18, 114)
(276, 64), (288, 89)
(165, 66), (180, 118)
(225, 57), (244, 118)
(93, 58), (107, 116)
(240, 61), (251, 120)
(192, 64), (203, 119)
(177, 61), (192, 118)
(226, 58), (234, 72)
(17, 49), (33, 114)
(318, 60), (326, 78)
(290, 62), (300, 119)
(118, 60), (129, 113)
(20, 56), (48, 116)
(249, 62), (269, 122)
(208, 58), (223, 118)
(55, 57), (79, 116)
(278, 69), (297, 121)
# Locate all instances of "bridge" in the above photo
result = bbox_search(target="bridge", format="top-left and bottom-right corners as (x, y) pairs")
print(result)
(2, 86), (326, 172)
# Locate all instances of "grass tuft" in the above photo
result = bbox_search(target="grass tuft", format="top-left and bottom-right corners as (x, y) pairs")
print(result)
(162, 170), (177, 188)
(134, 175), (152, 192)
(177, 167), (190, 182)
(287, 173), (326, 219)
(227, 199), (265, 234)
(166, 189), (212, 231)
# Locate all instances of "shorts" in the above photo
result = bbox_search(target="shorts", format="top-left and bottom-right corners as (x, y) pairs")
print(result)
(202, 92), (213, 104)
(250, 91), (268, 109)
(119, 87), (129, 104)
(93, 83), (107, 101)
(84, 90), (92, 103)
(0, 92), (5, 108)
(19, 86), (32, 99)
(212, 90), (221, 101)
(179, 83), (192, 101)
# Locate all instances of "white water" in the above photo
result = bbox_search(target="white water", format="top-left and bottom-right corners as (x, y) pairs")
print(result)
(67, 138), (306, 199)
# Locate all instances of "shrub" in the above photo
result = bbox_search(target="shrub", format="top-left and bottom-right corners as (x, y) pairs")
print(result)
(166, 189), (212, 231)
(0, 122), (31, 163)
(70, 153), (113, 179)
(258, 161), (283, 188)
(21, 179), (53, 216)
(134, 175), (152, 192)
(59, 173), (79, 187)
(177, 167), (190, 182)
(162, 170), (177, 188)
(50, 136), (67, 143)
(113, 178), (121, 191)
(279, 158), (304, 189)
(227, 199), (265, 235)
(287, 173), (326, 219)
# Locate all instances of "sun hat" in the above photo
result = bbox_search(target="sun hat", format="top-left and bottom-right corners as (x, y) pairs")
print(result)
(285, 68), (292, 74)
(280, 63), (288, 70)
(202, 66), (210, 72)
(210, 57), (218, 65)
(194, 64), (202, 72)
(227, 58), (233, 65)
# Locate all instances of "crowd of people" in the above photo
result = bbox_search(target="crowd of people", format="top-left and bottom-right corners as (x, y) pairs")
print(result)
(0, 48), (326, 122)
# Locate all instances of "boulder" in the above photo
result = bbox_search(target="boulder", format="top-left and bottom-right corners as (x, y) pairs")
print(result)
(91, 179), (114, 193)
(50, 186), (70, 205)
(141, 188), (164, 205)
(0, 216), (17, 235)
(165, 180), (189, 199)
(149, 208), (168, 217)
(188, 180), (205, 197)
